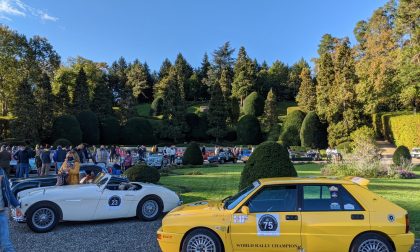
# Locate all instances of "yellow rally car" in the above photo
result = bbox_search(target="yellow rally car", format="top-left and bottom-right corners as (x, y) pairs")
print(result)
(157, 177), (415, 252)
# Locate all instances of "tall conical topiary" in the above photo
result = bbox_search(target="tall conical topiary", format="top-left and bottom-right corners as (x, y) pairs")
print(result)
(239, 141), (296, 190)
(300, 111), (327, 149)
(182, 142), (204, 165)
(278, 110), (306, 147)
(243, 91), (264, 117)
(393, 145), (412, 166)
(237, 115), (262, 145)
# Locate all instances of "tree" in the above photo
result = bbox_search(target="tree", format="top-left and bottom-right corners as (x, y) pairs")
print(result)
(108, 57), (128, 104)
(300, 111), (327, 149)
(327, 39), (362, 146)
(237, 115), (262, 145)
(261, 88), (279, 131)
(27, 36), (60, 78)
(393, 145), (412, 165)
(198, 53), (211, 99)
(127, 60), (152, 103)
(72, 68), (90, 115)
(267, 60), (289, 99)
(207, 82), (228, 142)
(232, 47), (256, 106)
(296, 67), (316, 112)
(288, 58), (309, 99)
(355, 5), (400, 114)
(54, 82), (71, 117)
(317, 34), (337, 56)
(315, 52), (335, 120)
(239, 141), (296, 190)
(160, 68), (187, 142)
(35, 73), (54, 142)
(10, 78), (38, 141)
(173, 53), (193, 99)
(91, 77), (114, 120)
(158, 58), (172, 80)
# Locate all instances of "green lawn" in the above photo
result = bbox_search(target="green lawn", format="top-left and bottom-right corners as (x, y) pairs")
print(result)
(160, 163), (420, 237)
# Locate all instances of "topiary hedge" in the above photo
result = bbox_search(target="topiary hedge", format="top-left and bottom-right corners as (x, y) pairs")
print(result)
(239, 141), (297, 190)
(300, 111), (327, 149)
(185, 113), (209, 141)
(389, 114), (420, 150)
(237, 115), (262, 145)
(182, 142), (204, 165)
(121, 117), (156, 145)
(53, 138), (71, 147)
(150, 96), (164, 116)
(77, 110), (100, 144)
(52, 115), (82, 145)
(243, 91), (264, 117)
(393, 145), (412, 166)
(278, 110), (306, 147)
(100, 116), (120, 145)
(123, 164), (160, 183)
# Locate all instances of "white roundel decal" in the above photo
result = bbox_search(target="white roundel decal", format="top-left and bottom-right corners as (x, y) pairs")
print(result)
(256, 214), (280, 236)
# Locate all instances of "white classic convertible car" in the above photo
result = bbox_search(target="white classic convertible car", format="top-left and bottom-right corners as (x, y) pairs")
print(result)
(13, 173), (181, 233)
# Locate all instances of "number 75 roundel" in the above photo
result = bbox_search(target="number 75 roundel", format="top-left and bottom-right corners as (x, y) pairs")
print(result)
(256, 214), (280, 236)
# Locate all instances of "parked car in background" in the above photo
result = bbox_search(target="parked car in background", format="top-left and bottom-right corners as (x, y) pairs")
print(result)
(240, 149), (252, 163)
(10, 158), (37, 174)
(411, 148), (420, 159)
(9, 163), (108, 196)
(158, 177), (415, 252)
(208, 151), (237, 164)
(13, 173), (182, 233)
(146, 154), (169, 169)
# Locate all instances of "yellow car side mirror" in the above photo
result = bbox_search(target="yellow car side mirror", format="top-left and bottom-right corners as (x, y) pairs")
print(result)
(241, 206), (250, 215)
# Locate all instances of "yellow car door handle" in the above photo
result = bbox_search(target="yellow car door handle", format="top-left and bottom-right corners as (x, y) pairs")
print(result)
(286, 215), (299, 220)
(351, 214), (364, 220)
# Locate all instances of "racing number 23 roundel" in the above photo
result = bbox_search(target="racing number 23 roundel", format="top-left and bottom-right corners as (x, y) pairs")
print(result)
(108, 195), (122, 207)
(256, 214), (280, 236)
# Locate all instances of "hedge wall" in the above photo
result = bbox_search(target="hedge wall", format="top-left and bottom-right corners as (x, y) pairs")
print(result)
(77, 110), (100, 144)
(389, 114), (420, 149)
(121, 117), (156, 145)
(100, 116), (120, 145)
(52, 115), (82, 145)
(372, 112), (419, 149)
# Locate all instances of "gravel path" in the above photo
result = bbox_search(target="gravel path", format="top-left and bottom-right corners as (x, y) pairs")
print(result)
(9, 218), (162, 252)
(8, 217), (419, 252)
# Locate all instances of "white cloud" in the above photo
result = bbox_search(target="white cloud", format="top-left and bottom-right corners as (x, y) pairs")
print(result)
(0, 0), (58, 22)
(0, 0), (25, 16)
(40, 12), (58, 22)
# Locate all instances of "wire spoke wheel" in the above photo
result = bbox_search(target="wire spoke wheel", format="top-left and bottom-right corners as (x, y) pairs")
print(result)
(142, 200), (159, 218)
(358, 239), (390, 252)
(32, 208), (55, 229)
(187, 234), (216, 252)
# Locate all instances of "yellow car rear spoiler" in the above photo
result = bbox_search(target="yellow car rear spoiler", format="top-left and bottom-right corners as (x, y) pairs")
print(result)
(344, 176), (370, 187)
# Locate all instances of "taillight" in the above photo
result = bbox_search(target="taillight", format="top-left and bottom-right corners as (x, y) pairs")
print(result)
(405, 214), (410, 233)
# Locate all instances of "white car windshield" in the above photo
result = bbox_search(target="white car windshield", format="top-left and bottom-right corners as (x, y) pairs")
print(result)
(94, 173), (108, 187)
(223, 181), (260, 210)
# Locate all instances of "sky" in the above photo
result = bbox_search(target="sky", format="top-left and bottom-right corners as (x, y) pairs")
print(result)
(0, 0), (388, 71)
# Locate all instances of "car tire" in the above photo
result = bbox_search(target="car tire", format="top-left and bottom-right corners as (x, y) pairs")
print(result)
(350, 233), (394, 252)
(182, 228), (223, 252)
(219, 159), (225, 164)
(26, 203), (60, 233)
(137, 195), (163, 221)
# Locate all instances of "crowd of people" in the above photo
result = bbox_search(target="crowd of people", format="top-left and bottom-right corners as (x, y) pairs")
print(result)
(0, 144), (153, 179)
